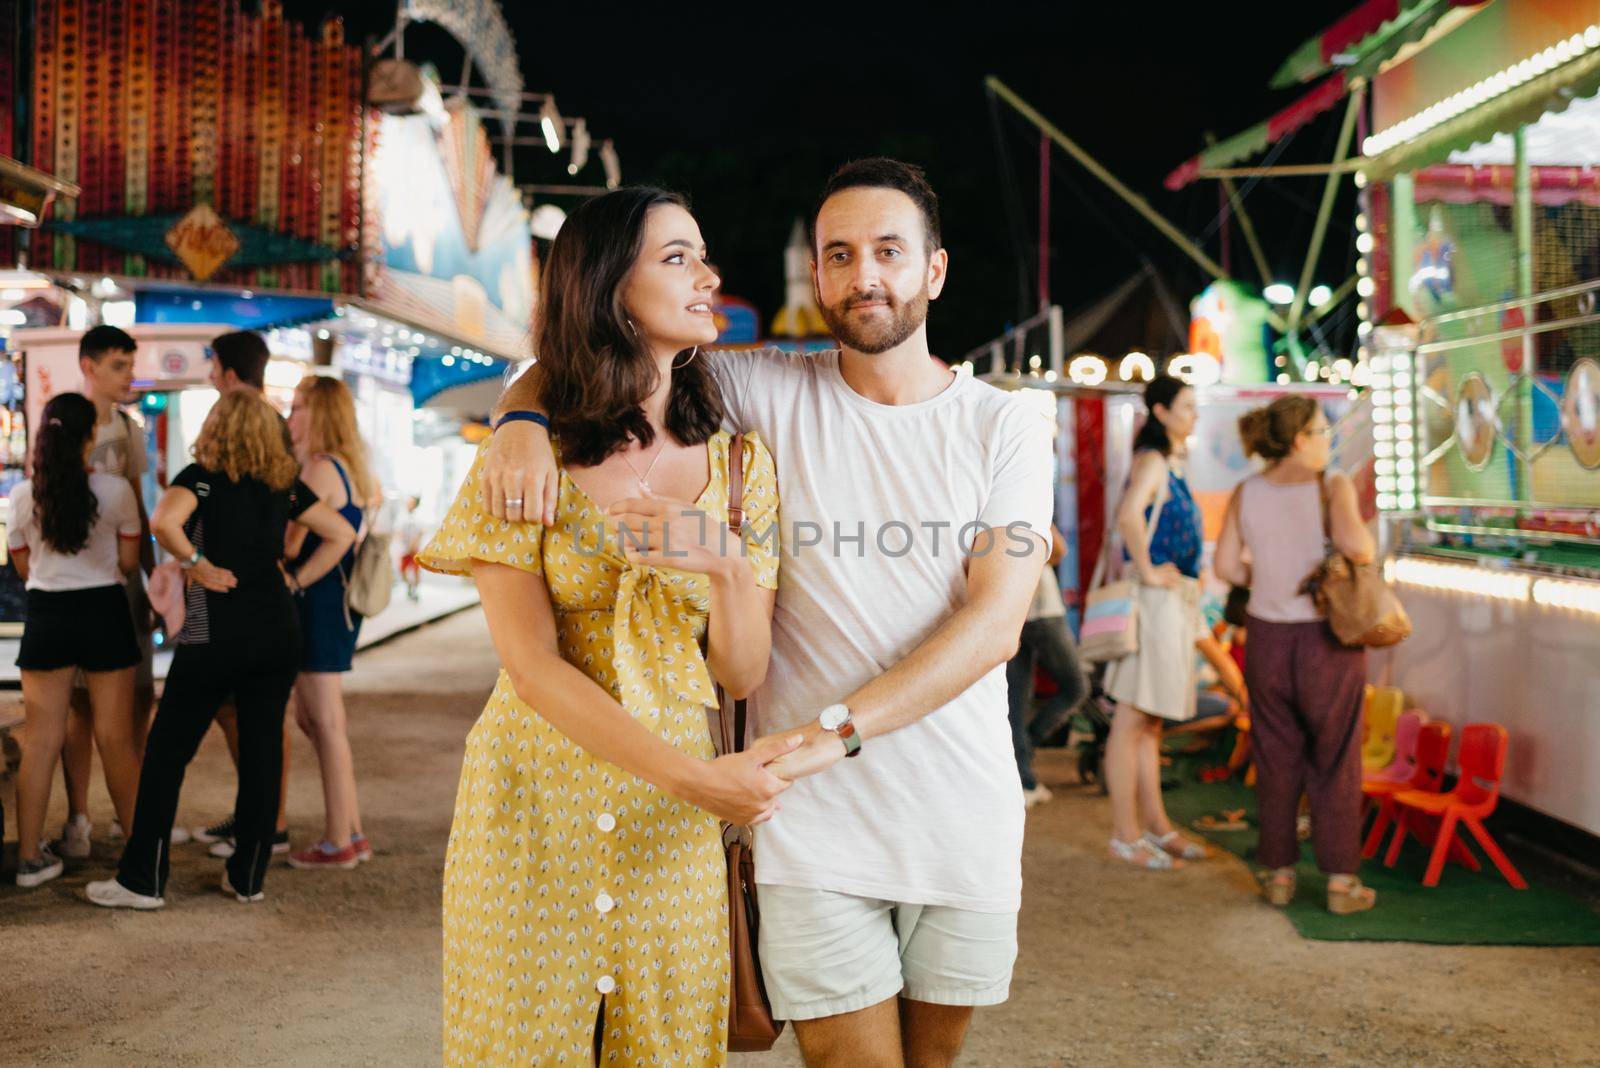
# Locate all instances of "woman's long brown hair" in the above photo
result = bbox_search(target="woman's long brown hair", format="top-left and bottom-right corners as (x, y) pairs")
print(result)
(530, 187), (723, 468)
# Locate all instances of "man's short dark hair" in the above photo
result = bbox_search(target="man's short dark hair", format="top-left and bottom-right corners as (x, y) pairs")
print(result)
(211, 330), (270, 390)
(79, 324), (137, 362)
(807, 158), (942, 258)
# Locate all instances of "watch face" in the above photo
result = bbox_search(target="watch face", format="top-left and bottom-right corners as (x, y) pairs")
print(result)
(819, 705), (847, 731)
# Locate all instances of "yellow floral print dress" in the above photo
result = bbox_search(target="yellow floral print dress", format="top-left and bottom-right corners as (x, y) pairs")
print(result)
(419, 430), (780, 1067)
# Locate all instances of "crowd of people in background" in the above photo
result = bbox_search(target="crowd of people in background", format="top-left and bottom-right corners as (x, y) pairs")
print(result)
(8, 326), (390, 905)
(1007, 375), (1375, 914)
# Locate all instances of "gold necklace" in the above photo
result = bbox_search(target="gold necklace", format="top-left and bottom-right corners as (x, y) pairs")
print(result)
(620, 437), (668, 495)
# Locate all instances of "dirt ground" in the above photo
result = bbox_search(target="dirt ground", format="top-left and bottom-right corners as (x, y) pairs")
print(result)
(2, 606), (1597, 1067)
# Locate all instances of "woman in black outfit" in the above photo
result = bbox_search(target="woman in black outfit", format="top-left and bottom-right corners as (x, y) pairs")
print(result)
(88, 391), (356, 908)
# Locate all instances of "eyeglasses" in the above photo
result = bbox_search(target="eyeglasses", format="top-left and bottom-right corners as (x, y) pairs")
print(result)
(1306, 425), (1333, 437)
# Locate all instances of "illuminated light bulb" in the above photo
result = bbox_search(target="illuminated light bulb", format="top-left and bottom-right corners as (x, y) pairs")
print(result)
(1067, 354), (1107, 386)
(1356, 233), (1375, 254)
(1587, 25), (1600, 49)
(1119, 351), (1155, 382)
(1357, 278), (1377, 298)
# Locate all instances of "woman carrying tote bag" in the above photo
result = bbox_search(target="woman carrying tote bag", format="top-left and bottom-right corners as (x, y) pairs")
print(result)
(1214, 395), (1378, 915)
(1103, 376), (1209, 870)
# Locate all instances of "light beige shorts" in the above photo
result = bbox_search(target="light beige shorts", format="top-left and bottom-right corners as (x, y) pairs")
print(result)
(756, 884), (1017, 1021)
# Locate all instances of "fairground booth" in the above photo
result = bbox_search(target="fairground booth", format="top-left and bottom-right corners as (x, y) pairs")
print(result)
(0, 0), (547, 628)
(1151, 0), (1600, 844)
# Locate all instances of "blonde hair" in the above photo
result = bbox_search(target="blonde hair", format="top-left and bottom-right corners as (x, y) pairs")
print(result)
(192, 391), (300, 491)
(295, 375), (379, 504)
(1238, 395), (1320, 461)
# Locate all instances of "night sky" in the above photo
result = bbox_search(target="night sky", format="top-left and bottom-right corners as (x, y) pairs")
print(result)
(295, 1), (1358, 360)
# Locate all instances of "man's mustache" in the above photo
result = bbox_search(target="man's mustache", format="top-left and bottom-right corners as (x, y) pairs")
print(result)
(842, 292), (894, 310)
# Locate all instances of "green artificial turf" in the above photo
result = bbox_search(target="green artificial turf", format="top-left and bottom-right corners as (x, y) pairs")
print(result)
(1164, 775), (1600, 945)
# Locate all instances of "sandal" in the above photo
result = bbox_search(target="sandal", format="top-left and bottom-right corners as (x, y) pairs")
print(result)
(1259, 867), (1296, 907)
(1109, 836), (1182, 871)
(1192, 809), (1248, 832)
(1326, 875), (1377, 915)
(1144, 830), (1208, 861)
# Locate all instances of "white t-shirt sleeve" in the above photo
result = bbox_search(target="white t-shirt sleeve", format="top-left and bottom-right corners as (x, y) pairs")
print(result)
(704, 348), (751, 432)
(121, 411), (148, 480)
(104, 479), (141, 538)
(706, 347), (801, 436)
(978, 401), (1054, 554)
(7, 482), (32, 551)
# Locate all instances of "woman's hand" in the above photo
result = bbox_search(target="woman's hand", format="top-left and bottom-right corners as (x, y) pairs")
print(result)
(765, 728), (847, 783)
(609, 496), (744, 576)
(187, 558), (237, 593)
(1139, 562), (1183, 589)
(480, 421), (559, 525)
(687, 733), (802, 825)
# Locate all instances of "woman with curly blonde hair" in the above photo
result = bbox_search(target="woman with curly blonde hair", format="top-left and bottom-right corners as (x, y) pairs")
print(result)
(89, 391), (357, 909)
(283, 375), (382, 870)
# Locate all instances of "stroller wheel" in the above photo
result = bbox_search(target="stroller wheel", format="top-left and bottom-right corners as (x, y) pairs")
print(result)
(1077, 746), (1099, 785)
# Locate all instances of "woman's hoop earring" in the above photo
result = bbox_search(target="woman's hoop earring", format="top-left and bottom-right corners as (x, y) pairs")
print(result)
(672, 346), (699, 370)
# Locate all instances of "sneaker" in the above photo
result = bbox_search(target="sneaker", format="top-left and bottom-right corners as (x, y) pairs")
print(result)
(208, 830), (291, 859)
(191, 816), (235, 844)
(15, 847), (64, 888)
(86, 878), (165, 910)
(58, 814), (92, 859)
(1023, 784), (1054, 809)
(287, 840), (360, 871)
(220, 869), (265, 904)
(351, 833), (373, 864)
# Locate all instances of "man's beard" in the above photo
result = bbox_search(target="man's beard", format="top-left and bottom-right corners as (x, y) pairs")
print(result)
(819, 285), (930, 355)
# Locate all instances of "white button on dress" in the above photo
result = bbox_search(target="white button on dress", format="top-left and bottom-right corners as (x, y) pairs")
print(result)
(595, 892), (615, 913)
(596, 975), (617, 995)
(597, 813), (617, 833)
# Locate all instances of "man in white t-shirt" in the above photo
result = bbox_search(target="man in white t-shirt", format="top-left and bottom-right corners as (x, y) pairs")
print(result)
(483, 160), (1052, 1067)
(57, 326), (156, 858)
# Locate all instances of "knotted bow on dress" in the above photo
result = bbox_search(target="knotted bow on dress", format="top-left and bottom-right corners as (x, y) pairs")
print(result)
(608, 542), (720, 727)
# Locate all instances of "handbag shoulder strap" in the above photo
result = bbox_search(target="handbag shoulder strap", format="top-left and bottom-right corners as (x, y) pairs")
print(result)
(1315, 469), (1333, 545)
(1090, 458), (1169, 589)
(717, 435), (748, 758)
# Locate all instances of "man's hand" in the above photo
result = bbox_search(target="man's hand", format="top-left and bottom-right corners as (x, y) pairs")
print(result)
(764, 727), (847, 783)
(480, 421), (559, 524)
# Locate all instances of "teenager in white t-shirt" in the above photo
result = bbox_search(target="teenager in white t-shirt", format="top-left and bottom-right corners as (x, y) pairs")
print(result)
(9, 393), (143, 888)
(484, 160), (1052, 1067)
(55, 325), (159, 860)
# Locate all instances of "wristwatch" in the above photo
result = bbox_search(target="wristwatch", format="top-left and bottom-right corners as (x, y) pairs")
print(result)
(178, 550), (202, 570)
(818, 704), (862, 758)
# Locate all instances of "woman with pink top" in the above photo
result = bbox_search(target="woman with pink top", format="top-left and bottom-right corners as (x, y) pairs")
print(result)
(1214, 395), (1377, 915)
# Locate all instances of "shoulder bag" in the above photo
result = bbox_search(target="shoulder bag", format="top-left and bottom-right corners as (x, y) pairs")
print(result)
(713, 433), (785, 1052)
(1299, 472), (1412, 648)
(1080, 467), (1168, 663)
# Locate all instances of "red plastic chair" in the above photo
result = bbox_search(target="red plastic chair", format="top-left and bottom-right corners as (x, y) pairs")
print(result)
(1362, 719), (1449, 858)
(1366, 709), (1428, 785)
(1382, 723), (1527, 889)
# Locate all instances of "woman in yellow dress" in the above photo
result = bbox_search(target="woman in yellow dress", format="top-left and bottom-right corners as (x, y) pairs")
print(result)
(420, 188), (798, 1066)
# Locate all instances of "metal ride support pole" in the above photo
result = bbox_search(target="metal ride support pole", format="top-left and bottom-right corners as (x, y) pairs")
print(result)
(986, 76), (1288, 335)
(986, 78), (1227, 284)
(1207, 133), (1274, 287)
(1287, 83), (1365, 364)
(1039, 134), (1050, 312)
(1514, 127), (1535, 502)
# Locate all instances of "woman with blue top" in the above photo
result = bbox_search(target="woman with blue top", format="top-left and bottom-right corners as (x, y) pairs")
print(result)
(283, 374), (381, 870)
(1104, 375), (1209, 870)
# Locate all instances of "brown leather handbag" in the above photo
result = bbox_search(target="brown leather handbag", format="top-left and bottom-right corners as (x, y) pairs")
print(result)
(715, 435), (786, 1052)
(1299, 472), (1412, 648)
